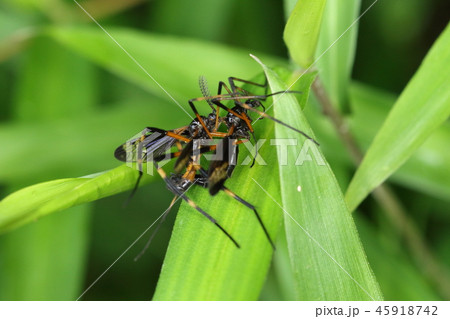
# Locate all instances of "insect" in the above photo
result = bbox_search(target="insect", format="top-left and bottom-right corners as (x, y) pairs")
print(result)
(114, 75), (319, 251)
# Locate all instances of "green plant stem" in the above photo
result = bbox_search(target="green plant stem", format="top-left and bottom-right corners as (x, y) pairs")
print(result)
(312, 75), (450, 300)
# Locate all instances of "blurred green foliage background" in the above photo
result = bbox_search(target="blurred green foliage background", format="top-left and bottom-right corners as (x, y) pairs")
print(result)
(0, 0), (449, 300)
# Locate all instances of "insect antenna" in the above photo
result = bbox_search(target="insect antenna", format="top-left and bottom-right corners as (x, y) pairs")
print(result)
(199, 75), (215, 109)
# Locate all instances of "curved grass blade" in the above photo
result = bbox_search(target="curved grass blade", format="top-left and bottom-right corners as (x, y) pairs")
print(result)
(284, 0), (326, 68)
(0, 165), (154, 234)
(254, 57), (383, 300)
(345, 24), (450, 212)
(47, 26), (285, 105)
(315, 0), (361, 112)
(349, 83), (450, 203)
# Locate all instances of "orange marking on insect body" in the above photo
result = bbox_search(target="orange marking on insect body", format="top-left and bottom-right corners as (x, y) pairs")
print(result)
(157, 168), (167, 178)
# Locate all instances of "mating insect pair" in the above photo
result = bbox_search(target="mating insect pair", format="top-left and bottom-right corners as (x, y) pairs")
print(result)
(114, 76), (318, 251)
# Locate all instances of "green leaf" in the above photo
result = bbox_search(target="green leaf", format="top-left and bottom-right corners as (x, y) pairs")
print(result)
(284, 0), (326, 68)
(47, 26), (285, 106)
(349, 82), (450, 203)
(346, 23), (450, 211)
(315, 0), (361, 111)
(0, 165), (153, 234)
(256, 58), (383, 300)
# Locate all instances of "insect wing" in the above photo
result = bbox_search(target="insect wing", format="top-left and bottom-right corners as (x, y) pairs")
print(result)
(114, 128), (176, 163)
(207, 137), (238, 195)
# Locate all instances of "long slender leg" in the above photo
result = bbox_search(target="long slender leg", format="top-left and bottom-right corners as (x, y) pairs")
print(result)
(210, 99), (259, 166)
(146, 127), (191, 143)
(217, 80), (234, 95)
(222, 186), (275, 250)
(228, 76), (267, 90)
(187, 100), (213, 139)
(196, 167), (275, 249)
(124, 171), (143, 208)
(154, 162), (240, 248)
(211, 95), (319, 145)
(228, 76), (267, 97)
(134, 196), (178, 261)
(124, 134), (146, 206)
(211, 99), (254, 133)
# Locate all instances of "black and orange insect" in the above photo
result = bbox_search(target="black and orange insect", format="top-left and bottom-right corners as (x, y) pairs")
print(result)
(114, 75), (318, 251)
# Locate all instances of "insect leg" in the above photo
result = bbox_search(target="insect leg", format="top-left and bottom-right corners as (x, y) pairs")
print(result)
(124, 134), (146, 206)
(222, 186), (275, 250)
(212, 95), (319, 145)
(154, 162), (240, 248)
(146, 127), (191, 143)
(197, 167), (275, 249)
(134, 195), (178, 261)
(187, 100), (214, 139)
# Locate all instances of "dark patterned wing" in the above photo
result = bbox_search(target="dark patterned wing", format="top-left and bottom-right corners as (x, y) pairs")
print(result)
(207, 137), (238, 195)
(114, 126), (187, 163)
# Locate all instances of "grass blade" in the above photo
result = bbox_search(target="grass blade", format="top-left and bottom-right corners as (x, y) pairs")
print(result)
(315, 0), (361, 111)
(349, 83), (450, 202)
(255, 58), (383, 300)
(48, 26), (285, 104)
(0, 165), (154, 234)
(346, 23), (450, 211)
(284, 0), (326, 68)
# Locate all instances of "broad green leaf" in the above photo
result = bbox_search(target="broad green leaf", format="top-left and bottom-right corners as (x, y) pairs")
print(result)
(346, 24), (450, 211)
(284, 0), (326, 68)
(48, 26), (285, 107)
(285, 69), (318, 110)
(283, 0), (299, 20)
(153, 74), (286, 301)
(316, 0), (361, 111)
(305, 82), (450, 202)
(0, 165), (153, 234)
(349, 83), (450, 203)
(256, 58), (383, 300)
